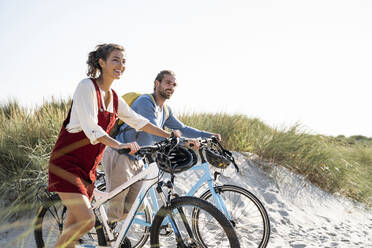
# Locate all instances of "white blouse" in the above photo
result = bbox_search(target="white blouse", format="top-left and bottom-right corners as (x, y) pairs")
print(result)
(66, 78), (149, 144)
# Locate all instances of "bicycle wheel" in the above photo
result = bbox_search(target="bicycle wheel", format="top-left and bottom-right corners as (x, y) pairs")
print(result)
(110, 203), (151, 248)
(34, 194), (64, 248)
(34, 193), (105, 248)
(199, 184), (270, 248)
(96, 181), (151, 248)
(150, 196), (240, 248)
(34, 192), (151, 248)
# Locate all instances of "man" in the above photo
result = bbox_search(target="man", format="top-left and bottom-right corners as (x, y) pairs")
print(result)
(102, 70), (221, 222)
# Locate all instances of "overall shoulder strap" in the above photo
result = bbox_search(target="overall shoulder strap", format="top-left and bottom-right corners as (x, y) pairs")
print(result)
(62, 101), (73, 127)
(111, 89), (119, 115)
(91, 78), (104, 111)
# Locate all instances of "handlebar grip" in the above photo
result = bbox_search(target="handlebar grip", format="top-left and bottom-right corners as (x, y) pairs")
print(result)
(211, 136), (219, 142)
(118, 148), (131, 154)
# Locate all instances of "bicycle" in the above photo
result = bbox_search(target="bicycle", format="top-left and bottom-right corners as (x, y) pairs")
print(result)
(193, 137), (270, 247)
(140, 137), (270, 248)
(81, 137), (270, 247)
(34, 137), (241, 248)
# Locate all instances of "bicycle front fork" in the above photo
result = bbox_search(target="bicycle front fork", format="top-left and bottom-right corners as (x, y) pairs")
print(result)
(155, 180), (196, 246)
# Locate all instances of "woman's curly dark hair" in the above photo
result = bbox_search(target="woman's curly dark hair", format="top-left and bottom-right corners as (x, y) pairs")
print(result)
(87, 43), (125, 78)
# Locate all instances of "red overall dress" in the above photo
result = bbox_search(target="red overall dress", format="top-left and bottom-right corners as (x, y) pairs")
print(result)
(48, 79), (118, 201)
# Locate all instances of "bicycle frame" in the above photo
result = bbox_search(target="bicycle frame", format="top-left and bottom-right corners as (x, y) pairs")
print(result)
(136, 154), (231, 229)
(92, 161), (160, 248)
(92, 138), (234, 247)
(187, 162), (231, 219)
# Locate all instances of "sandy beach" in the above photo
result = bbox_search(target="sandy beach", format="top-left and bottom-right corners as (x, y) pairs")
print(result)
(1, 152), (371, 247)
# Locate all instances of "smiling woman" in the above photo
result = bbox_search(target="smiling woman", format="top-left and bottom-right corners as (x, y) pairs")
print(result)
(87, 44), (126, 82)
(46, 43), (177, 248)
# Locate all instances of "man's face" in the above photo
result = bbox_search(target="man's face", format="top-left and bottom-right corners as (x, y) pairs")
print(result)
(157, 74), (177, 99)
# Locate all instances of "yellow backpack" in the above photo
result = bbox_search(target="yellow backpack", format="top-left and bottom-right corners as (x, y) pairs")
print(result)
(110, 93), (169, 137)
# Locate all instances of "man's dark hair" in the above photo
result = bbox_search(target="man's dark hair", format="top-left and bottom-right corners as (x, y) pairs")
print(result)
(154, 70), (175, 91)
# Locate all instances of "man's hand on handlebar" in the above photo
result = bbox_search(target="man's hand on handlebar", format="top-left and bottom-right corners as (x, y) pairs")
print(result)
(211, 133), (222, 142)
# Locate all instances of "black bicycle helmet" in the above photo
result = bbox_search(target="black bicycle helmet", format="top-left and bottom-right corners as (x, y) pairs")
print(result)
(205, 146), (231, 169)
(156, 146), (198, 174)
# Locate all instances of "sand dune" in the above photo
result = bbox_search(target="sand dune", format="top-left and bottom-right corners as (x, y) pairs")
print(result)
(228, 152), (372, 247)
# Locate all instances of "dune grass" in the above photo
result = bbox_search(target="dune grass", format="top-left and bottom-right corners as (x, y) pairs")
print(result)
(0, 98), (70, 220)
(0, 99), (371, 222)
(178, 112), (371, 205)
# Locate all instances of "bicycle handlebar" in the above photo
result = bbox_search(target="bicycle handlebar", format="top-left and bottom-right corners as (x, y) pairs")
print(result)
(117, 136), (239, 173)
(117, 136), (180, 156)
(197, 137), (240, 173)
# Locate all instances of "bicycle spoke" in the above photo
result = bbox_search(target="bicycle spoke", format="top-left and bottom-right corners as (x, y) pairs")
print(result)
(201, 185), (270, 247)
(151, 197), (239, 247)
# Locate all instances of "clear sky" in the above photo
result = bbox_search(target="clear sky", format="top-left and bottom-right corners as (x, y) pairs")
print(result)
(1, 0), (371, 137)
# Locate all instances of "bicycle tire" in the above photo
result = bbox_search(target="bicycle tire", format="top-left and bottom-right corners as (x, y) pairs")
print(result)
(198, 184), (270, 248)
(34, 190), (151, 248)
(150, 196), (240, 248)
(33, 193), (106, 248)
(111, 203), (151, 248)
(34, 194), (64, 248)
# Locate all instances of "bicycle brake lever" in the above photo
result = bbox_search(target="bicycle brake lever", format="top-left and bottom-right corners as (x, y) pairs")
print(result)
(214, 171), (221, 181)
(232, 160), (240, 173)
(223, 150), (240, 173)
(168, 136), (180, 150)
(212, 139), (240, 173)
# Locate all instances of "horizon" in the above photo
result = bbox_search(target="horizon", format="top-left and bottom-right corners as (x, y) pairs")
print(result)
(1, 0), (371, 137)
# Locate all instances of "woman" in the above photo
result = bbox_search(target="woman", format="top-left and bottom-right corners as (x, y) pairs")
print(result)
(48, 43), (178, 247)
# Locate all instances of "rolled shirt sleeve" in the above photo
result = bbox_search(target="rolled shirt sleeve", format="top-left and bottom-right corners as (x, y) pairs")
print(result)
(66, 79), (149, 145)
(67, 79), (108, 144)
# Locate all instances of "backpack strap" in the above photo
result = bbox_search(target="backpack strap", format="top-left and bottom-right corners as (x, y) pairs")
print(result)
(111, 93), (169, 138)
(148, 94), (169, 121)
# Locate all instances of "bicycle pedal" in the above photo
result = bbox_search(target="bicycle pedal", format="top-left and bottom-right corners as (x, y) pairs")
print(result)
(159, 224), (173, 236)
(120, 237), (132, 248)
(108, 221), (117, 230)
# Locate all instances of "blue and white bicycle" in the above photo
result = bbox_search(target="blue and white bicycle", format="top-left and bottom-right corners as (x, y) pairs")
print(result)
(113, 137), (270, 248)
(34, 137), (240, 248)
(133, 137), (271, 248)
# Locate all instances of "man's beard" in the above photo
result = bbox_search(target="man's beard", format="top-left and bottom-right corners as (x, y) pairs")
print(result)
(159, 88), (172, 99)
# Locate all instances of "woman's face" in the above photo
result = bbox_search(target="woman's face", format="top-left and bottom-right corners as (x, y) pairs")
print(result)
(99, 49), (126, 80)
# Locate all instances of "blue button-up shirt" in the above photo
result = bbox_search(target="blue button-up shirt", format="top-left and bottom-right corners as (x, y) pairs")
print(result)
(115, 94), (213, 160)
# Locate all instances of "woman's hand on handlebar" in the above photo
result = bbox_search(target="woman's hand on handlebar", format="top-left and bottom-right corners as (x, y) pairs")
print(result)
(119, 142), (140, 155)
(171, 129), (182, 138)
